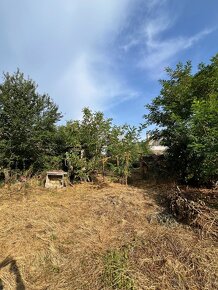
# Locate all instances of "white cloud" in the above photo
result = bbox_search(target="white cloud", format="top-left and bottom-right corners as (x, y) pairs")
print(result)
(121, 0), (215, 78)
(141, 25), (214, 77)
(145, 0), (168, 12)
(57, 53), (138, 120)
(1, 0), (215, 121)
(0, 0), (138, 120)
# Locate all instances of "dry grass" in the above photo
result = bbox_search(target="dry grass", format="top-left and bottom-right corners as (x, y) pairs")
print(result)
(0, 178), (217, 289)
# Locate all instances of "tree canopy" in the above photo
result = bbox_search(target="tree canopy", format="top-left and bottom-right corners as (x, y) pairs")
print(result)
(144, 53), (218, 184)
(0, 70), (61, 173)
(0, 70), (144, 184)
(62, 108), (141, 183)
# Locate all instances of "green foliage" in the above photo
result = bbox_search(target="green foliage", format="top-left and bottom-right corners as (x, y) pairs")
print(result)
(135, 140), (151, 156)
(108, 125), (140, 184)
(64, 108), (113, 181)
(63, 108), (141, 183)
(188, 95), (218, 182)
(0, 70), (144, 183)
(103, 248), (135, 290)
(144, 53), (218, 184)
(0, 70), (61, 173)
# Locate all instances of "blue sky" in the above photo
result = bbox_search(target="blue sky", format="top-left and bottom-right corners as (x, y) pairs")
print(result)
(0, 0), (217, 129)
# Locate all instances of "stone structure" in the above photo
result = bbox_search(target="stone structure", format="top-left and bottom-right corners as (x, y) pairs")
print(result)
(45, 171), (68, 188)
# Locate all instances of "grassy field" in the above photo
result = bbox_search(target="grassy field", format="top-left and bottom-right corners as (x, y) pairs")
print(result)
(0, 179), (217, 290)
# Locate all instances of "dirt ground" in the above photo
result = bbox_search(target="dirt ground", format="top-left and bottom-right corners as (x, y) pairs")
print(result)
(0, 179), (217, 290)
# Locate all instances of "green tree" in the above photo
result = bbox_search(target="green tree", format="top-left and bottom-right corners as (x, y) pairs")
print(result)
(188, 95), (218, 182)
(62, 108), (141, 183)
(144, 54), (218, 184)
(64, 108), (112, 181)
(108, 125), (140, 184)
(144, 61), (193, 181)
(0, 70), (61, 174)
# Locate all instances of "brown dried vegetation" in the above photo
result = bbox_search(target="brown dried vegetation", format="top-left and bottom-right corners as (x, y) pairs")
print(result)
(0, 179), (217, 289)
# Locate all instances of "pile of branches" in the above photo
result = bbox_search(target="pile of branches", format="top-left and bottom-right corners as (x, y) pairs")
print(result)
(169, 186), (218, 240)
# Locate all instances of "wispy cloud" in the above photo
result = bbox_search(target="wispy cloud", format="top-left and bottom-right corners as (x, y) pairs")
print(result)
(141, 29), (215, 77)
(122, 0), (216, 78)
(141, 25), (215, 77)
(57, 53), (138, 120)
(0, 0), (138, 120)
(0, 0), (217, 124)
(145, 0), (168, 12)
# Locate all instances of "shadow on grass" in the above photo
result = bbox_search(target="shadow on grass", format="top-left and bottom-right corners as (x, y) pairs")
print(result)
(0, 257), (25, 290)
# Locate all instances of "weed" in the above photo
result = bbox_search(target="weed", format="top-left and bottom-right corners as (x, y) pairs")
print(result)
(51, 266), (60, 274)
(102, 248), (135, 290)
(50, 234), (57, 241)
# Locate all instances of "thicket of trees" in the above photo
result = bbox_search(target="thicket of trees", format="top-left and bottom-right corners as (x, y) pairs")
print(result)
(62, 109), (141, 183)
(0, 71), (144, 183)
(144, 53), (218, 185)
(0, 53), (217, 185)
